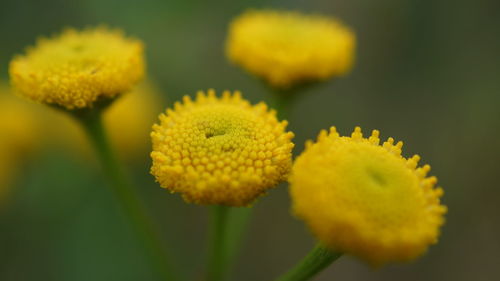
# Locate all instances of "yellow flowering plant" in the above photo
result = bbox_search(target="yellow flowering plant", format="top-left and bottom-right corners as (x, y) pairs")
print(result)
(288, 127), (446, 273)
(10, 27), (144, 110)
(6, 9), (447, 281)
(149, 89), (294, 280)
(227, 10), (355, 90)
(226, 9), (355, 119)
(150, 89), (294, 206)
(9, 27), (177, 281)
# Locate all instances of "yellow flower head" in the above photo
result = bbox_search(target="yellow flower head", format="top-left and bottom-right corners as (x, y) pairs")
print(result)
(290, 127), (447, 265)
(9, 26), (145, 110)
(226, 9), (355, 89)
(150, 89), (294, 206)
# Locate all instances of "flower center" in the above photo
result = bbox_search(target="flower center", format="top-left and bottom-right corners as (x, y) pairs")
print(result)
(71, 43), (85, 52)
(188, 105), (258, 154)
(328, 142), (424, 230)
(205, 129), (227, 139)
(366, 167), (387, 186)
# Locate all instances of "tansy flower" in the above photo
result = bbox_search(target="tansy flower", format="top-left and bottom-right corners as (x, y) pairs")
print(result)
(226, 9), (355, 89)
(150, 89), (294, 206)
(9, 26), (144, 110)
(289, 127), (447, 265)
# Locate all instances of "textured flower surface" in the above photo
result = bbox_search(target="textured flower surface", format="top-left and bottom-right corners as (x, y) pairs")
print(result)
(151, 89), (294, 206)
(10, 26), (144, 110)
(226, 9), (355, 89)
(290, 127), (447, 265)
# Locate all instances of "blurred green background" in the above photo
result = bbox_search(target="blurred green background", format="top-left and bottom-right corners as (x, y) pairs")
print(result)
(1, 0), (499, 280)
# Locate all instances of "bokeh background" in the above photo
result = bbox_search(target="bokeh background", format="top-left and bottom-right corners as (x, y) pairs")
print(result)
(1, 0), (499, 280)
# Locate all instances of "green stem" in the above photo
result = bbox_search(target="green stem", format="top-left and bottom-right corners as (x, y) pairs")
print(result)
(203, 82), (301, 281)
(271, 91), (296, 121)
(274, 244), (342, 281)
(265, 84), (300, 121)
(76, 109), (178, 281)
(226, 207), (252, 263)
(207, 205), (231, 281)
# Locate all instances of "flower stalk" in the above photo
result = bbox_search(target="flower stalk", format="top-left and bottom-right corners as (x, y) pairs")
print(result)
(206, 206), (253, 281)
(76, 107), (177, 281)
(274, 244), (342, 281)
(207, 205), (231, 281)
(270, 90), (296, 121)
